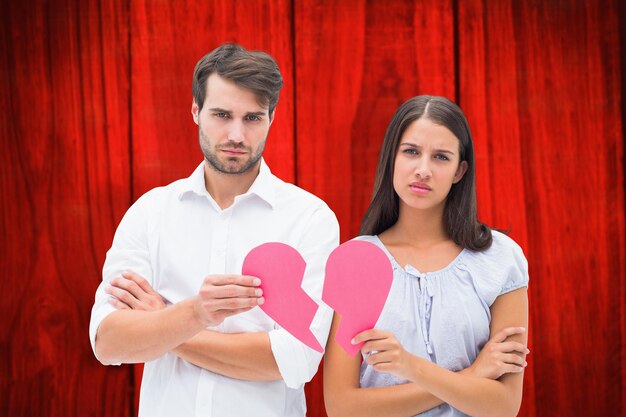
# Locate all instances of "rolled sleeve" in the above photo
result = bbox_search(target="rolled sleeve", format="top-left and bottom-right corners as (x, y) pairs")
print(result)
(89, 192), (155, 364)
(269, 204), (339, 388)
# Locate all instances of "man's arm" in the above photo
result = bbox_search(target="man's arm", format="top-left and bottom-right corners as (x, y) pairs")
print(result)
(96, 273), (263, 365)
(106, 205), (340, 386)
(173, 331), (280, 380)
(105, 271), (279, 379)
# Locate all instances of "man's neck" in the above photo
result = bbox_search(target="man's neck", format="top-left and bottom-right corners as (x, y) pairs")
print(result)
(203, 161), (261, 209)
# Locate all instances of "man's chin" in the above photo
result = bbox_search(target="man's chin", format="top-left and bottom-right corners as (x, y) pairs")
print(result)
(207, 158), (256, 175)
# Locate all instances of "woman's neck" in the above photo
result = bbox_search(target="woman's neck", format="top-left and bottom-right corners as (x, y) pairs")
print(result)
(385, 204), (449, 247)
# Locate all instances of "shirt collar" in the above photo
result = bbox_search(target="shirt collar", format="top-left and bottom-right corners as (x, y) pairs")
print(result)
(178, 159), (276, 208)
(245, 158), (276, 208)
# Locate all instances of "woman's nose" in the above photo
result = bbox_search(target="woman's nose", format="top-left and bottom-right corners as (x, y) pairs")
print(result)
(414, 158), (432, 179)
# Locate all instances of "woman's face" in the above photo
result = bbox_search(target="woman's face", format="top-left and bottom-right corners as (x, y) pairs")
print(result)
(392, 117), (468, 213)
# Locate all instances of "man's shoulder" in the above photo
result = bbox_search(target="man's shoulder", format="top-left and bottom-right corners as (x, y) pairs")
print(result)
(274, 179), (332, 212)
(131, 177), (189, 208)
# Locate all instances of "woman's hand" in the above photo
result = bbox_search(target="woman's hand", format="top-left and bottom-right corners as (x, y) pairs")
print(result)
(353, 329), (418, 381)
(465, 326), (529, 380)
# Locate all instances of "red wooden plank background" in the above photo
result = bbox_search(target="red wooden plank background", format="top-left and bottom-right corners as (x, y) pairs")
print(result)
(1, 1), (624, 416)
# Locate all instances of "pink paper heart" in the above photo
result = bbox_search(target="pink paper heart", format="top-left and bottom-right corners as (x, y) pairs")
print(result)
(242, 242), (323, 352)
(322, 240), (393, 356)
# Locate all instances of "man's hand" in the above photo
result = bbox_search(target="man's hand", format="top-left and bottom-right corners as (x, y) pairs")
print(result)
(464, 327), (529, 379)
(107, 272), (264, 328)
(106, 271), (166, 311)
(192, 274), (264, 327)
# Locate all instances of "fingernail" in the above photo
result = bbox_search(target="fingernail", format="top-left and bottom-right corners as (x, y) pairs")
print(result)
(526, 348), (530, 354)
(350, 338), (356, 345)
(258, 297), (265, 305)
(523, 361), (528, 367)
(253, 278), (261, 286)
(255, 289), (263, 296)
(519, 327), (526, 331)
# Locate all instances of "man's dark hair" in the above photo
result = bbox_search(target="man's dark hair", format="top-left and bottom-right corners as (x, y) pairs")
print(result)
(192, 43), (283, 115)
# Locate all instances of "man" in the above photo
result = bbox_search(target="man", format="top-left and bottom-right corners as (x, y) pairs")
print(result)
(89, 43), (339, 417)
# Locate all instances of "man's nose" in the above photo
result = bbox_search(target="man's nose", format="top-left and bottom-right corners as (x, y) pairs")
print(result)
(228, 121), (245, 143)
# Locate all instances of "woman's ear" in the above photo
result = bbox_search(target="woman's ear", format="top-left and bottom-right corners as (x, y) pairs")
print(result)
(453, 160), (468, 183)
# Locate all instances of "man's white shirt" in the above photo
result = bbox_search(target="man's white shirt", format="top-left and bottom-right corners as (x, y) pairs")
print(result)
(90, 159), (339, 417)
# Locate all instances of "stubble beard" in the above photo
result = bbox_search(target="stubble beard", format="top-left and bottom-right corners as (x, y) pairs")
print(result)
(199, 127), (266, 175)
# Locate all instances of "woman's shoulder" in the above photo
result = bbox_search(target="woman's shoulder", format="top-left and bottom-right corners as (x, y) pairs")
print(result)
(480, 230), (526, 260)
(462, 230), (529, 306)
(353, 234), (379, 244)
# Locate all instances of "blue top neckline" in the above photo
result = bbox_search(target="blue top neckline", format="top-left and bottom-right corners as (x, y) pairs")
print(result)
(371, 235), (468, 276)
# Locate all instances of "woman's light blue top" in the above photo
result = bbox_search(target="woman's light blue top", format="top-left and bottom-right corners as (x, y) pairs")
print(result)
(358, 231), (529, 417)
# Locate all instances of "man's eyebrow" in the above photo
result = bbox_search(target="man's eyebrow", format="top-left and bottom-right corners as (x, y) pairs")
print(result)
(208, 107), (231, 113)
(246, 111), (266, 117)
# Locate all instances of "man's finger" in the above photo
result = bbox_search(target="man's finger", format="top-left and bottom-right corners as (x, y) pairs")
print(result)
(108, 297), (131, 310)
(202, 295), (264, 311)
(204, 274), (261, 288)
(122, 271), (158, 295)
(106, 285), (137, 307)
(111, 276), (145, 300)
(200, 284), (263, 300)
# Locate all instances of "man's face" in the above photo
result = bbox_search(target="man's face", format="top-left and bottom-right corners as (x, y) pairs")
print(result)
(192, 73), (273, 174)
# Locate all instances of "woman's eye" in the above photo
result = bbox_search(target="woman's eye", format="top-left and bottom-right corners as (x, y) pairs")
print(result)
(435, 154), (450, 161)
(403, 148), (418, 155)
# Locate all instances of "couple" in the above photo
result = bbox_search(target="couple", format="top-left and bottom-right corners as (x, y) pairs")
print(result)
(90, 43), (529, 417)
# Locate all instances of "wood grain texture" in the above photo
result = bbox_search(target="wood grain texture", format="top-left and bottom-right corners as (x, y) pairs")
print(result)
(294, 0), (456, 242)
(456, 1), (535, 412)
(130, 0), (295, 199)
(459, 0), (625, 415)
(0, 0), (133, 416)
(0, 1), (623, 416)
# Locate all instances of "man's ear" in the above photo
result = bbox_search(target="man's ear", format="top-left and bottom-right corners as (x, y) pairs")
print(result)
(268, 109), (275, 126)
(453, 160), (468, 184)
(191, 100), (200, 125)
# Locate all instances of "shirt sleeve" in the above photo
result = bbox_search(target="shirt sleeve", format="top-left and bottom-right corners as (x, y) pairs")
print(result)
(498, 237), (529, 296)
(469, 231), (529, 307)
(268, 204), (340, 389)
(89, 192), (155, 364)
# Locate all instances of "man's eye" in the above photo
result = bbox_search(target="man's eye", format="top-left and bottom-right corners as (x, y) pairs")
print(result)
(214, 112), (228, 118)
(246, 115), (261, 121)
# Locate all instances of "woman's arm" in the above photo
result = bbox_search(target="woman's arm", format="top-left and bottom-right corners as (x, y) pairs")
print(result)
(356, 287), (528, 417)
(323, 305), (528, 417)
(323, 313), (444, 417)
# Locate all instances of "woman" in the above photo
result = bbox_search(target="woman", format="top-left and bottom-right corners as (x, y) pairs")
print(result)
(324, 96), (529, 417)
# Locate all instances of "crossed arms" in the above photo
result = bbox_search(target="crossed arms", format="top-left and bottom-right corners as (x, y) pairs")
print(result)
(98, 270), (528, 417)
(95, 271), (280, 381)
